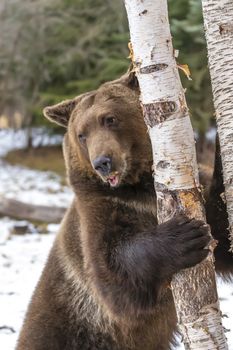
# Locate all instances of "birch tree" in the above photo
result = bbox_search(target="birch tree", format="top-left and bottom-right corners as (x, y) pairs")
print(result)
(124, 1), (228, 349)
(201, 0), (233, 252)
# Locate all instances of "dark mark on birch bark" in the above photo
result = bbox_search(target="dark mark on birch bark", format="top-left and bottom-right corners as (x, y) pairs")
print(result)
(219, 23), (233, 35)
(0, 325), (16, 333)
(140, 63), (168, 74)
(154, 182), (170, 191)
(139, 9), (147, 16)
(143, 101), (177, 127)
(156, 160), (170, 169)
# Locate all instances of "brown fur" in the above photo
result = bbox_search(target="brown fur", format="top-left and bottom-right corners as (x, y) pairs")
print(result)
(16, 73), (232, 350)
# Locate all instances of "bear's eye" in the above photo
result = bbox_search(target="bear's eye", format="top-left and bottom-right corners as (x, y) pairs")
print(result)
(103, 116), (117, 128)
(78, 134), (86, 144)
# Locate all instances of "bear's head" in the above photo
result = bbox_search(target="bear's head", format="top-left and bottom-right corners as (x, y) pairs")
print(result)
(43, 73), (152, 189)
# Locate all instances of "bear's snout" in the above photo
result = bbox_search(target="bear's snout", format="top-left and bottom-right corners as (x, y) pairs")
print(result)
(92, 156), (112, 176)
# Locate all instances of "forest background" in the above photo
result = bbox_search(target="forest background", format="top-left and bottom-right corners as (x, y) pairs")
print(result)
(0, 0), (214, 140)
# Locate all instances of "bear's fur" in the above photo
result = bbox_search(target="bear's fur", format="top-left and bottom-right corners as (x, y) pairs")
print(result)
(17, 73), (233, 350)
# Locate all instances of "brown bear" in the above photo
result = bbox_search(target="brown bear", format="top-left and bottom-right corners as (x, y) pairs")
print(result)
(16, 73), (233, 350)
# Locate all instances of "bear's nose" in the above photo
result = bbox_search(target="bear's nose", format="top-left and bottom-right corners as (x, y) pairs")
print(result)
(92, 156), (112, 176)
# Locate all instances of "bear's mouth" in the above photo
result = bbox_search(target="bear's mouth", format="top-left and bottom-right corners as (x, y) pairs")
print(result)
(106, 172), (120, 187)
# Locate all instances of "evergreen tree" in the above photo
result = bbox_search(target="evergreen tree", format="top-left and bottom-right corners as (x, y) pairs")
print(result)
(0, 0), (214, 133)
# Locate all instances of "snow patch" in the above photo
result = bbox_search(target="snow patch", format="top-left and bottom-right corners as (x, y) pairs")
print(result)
(0, 160), (73, 207)
(0, 224), (56, 350)
(0, 128), (63, 158)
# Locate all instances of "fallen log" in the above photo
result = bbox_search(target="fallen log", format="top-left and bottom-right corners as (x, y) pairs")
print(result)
(0, 196), (66, 223)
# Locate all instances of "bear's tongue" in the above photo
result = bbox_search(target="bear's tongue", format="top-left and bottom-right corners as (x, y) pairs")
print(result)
(107, 174), (119, 187)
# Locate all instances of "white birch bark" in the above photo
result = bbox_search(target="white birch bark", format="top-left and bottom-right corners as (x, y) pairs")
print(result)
(201, 0), (233, 252)
(124, 0), (228, 349)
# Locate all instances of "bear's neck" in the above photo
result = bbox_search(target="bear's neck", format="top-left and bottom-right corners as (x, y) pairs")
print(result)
(70, 170), (157, 216)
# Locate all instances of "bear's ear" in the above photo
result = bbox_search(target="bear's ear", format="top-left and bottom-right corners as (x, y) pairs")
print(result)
(126, 71), (139, 89)
(43, 91), (95, 128)
(43, 98), (77, 128)
(115, 71), (139, 90)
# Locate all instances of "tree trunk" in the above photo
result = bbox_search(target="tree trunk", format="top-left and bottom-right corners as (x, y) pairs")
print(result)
(201, 0), (233, 253)
(124, 1), (228, 349)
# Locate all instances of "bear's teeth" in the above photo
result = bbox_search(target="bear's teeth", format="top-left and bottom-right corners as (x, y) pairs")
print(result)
(108, 175), (119, 187)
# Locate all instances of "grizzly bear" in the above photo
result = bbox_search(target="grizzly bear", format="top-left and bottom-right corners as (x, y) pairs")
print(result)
(16, 73), (233, 350)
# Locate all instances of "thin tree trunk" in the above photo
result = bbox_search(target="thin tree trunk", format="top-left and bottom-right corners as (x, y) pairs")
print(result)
(124, 1), (228, 349)
(201, 0), (233, 252)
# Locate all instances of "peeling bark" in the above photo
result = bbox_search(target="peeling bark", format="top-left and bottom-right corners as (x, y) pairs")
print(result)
(201, 0), (233, 253)
(124, 0), (228, 348)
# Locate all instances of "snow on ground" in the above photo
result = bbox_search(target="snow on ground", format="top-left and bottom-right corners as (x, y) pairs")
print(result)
(0, 221), (58, 350)
(0, 128), (73, 206)
(0, 160), (73, 207)
(0, 128), (63, 157)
